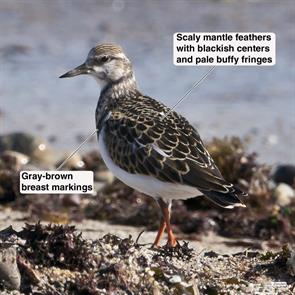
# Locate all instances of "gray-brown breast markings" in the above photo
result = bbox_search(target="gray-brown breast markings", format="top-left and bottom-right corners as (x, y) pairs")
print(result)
(104, 95), (217, 185)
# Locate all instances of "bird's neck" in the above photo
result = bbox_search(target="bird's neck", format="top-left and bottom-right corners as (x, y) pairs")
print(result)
(101, 72), (138, 100)
(95, 73), (139, 133)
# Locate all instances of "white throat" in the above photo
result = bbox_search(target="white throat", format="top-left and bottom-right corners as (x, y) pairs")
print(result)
(92, 75), (108, 89)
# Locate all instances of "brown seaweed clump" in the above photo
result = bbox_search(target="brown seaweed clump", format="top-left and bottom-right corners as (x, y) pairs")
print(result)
(206, 136), (273, 207)
(17, 223), (99, 271)
(206, 136), (258, 185)
(0, 224), (294, 295)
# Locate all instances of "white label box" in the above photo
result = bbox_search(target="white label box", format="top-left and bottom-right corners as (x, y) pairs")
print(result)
(20, 171), (94, 194)
(173, 32), (276, 66)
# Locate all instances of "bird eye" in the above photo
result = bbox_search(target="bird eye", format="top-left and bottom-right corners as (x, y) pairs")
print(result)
(99, 55), (110, 63)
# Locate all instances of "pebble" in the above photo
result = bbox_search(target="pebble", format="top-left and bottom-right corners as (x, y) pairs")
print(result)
(0, 246), (21, 290)
(274, 183), (295, 206)
(61, 194), (81, 207)
(287, 248), (295, 276)
(0, 132), (55, 168)
(95, 170), (115, 184)
(1, 150), (29, 171)
(169, 275), (182, 284)
(0, 170), (19, 203)
(93, 171), (115, 192)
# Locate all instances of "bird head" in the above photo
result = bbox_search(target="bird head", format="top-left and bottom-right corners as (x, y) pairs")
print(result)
(60, 44), (133, 87)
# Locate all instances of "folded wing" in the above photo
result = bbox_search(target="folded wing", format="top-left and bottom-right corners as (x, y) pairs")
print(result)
(102, 96), (247, 208)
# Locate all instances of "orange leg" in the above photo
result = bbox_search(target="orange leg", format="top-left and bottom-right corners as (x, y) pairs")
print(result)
(157, 199), (177, 247)
(166, 217), (177, 247)
(153, 217), (166, 247)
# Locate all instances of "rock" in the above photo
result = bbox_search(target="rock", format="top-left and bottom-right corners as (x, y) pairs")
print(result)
(287, 248), (295, 276)
(61, 194), (81, 207)
(272, 165), (295, 187)
(93, 170), (115, 192)
(0, 170), (19, 203)
(0, 245), (21, 290)
(0, 132), (55, 168)
(274, 183), (295, 207)
(169, 275), (182, 284)
(95, 170), (115, 184)
(56, 153), (85, 170)
(1, 150), (29, 171)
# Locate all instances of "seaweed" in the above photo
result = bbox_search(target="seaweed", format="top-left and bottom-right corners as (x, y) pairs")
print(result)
(100, 233), (135, 255)
(260, 245), (291, 265)
(0, 223), (294, 294)
(206, 136), (258, 186)
(17, 223), (98, 271)
(152, 241), (193, 261)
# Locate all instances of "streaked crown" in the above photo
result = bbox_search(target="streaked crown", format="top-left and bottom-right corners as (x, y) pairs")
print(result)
(91, 44), (124, 56)
(60, 43), (134, 87)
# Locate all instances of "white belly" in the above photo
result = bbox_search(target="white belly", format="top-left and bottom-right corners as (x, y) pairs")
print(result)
(98, 128), (202, 201)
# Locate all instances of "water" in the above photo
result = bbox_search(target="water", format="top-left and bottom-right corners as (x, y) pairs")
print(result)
(1, 0), (294, 164)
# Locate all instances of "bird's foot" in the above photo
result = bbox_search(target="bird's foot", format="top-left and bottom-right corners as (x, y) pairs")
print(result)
(167, 237), (177, 247)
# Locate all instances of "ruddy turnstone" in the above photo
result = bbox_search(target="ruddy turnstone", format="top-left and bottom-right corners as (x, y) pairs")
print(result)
(60, 44), (246, 247)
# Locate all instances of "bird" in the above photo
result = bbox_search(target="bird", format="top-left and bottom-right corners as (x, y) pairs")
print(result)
(60, 43), (247, 247)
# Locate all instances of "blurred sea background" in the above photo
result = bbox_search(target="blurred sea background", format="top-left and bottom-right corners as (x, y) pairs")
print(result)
(0, 0), (294, 165)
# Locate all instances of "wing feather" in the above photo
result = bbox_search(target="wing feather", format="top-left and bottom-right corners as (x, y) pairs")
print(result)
(101, 95), (246, 207)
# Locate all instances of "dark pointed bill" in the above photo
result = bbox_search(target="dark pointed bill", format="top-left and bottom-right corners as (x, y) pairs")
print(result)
(59, 63), (89, 78)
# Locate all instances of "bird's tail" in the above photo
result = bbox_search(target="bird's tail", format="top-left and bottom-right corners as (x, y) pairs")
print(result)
(201, 187), (247, 209)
